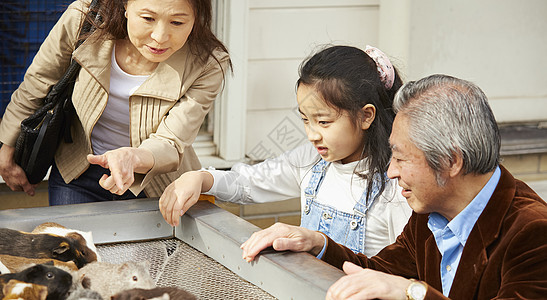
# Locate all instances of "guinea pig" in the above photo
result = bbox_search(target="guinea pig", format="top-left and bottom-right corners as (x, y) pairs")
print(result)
(2, 279), (48, 300)
(0, 254), (78, 273)
(111, 287), (196, 300)
(32, 222), (100, 262)
(65, 286), (104, 300)
(0, 261), (10, 274)
(77, 261), (155, 300)
(0, 262), (73, 300)
(0, 228), (91, 268)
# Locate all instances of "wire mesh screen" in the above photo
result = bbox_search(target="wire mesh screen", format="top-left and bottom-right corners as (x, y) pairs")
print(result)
(0, 0), (72, 116)
(97, 238), (277, 300)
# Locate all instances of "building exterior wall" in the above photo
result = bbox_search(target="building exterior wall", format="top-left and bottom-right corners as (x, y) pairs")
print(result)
(228, 0), (547, 163)
(404, 0), (547, 124)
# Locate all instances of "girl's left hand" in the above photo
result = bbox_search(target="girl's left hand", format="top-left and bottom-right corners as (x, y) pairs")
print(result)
(87, 147), (154, 195)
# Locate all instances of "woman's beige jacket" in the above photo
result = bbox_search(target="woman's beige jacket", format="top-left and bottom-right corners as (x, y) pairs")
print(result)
(0, 0), (230, 197)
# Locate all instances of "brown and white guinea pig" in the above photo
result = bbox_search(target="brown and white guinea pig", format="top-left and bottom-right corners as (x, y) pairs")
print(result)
(32, 222), (101, 262)
(0, 261), (9, 274)
(2, 279), (48, 300)
(0, 254), (78, 274)
(111, 287), (196, 300)
(0, 262), (73, 300)
(0, 228), (91, 269)
(77, 261), (155, 300)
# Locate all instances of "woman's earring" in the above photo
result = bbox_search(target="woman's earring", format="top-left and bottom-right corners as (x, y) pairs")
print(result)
(124, 11), (128, 18)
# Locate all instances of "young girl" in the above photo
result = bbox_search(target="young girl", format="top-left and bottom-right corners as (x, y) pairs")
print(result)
(159, 45), (411, 257)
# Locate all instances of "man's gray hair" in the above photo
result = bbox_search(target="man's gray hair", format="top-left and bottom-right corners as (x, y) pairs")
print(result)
(393, 74), (500, 177)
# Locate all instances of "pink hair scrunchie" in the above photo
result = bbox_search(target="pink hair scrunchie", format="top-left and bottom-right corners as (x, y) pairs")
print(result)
(365, 45), (395, 90)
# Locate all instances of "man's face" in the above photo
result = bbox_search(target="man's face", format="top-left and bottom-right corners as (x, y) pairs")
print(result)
(387, 114), (446, 214)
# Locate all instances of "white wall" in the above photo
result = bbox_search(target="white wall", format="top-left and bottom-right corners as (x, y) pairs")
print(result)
(406, 0), (547, 124)
(220, 0), (547, 162)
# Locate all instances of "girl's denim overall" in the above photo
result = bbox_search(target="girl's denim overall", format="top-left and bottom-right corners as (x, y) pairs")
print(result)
(300, 159), (383, 253)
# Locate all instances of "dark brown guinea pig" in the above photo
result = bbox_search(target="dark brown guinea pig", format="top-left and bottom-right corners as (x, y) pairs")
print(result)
(111, 287), (196, 300)
(0, 262), (73, 300)
(31, 222), (100, 263)
(0, 228), (90, 268)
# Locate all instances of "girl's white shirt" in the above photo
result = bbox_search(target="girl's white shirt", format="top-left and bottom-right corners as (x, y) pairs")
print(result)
(207, 143), (412, 256)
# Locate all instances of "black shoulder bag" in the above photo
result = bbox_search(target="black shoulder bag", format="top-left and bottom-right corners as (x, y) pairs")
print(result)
(14, 0), (100, 184)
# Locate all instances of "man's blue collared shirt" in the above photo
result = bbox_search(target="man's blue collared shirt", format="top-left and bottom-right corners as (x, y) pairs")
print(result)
(427, 166), (501, 296)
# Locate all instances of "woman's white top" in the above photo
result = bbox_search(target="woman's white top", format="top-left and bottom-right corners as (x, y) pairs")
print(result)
(207, 143), (412, 256)
(91, 47), (149, 155)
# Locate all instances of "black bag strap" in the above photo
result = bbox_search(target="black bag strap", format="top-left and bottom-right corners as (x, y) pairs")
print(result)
(44, 0), (101, 106)
(25, 0), (101, 175)
(59, 0), (101, 143)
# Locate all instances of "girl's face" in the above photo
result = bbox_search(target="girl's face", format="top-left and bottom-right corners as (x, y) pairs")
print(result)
(297, 84), (374, 164)
(125, 0), (195, 64)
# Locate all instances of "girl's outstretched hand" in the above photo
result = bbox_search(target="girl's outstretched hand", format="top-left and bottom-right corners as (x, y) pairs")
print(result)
(240, 223), (326, 262)
(87, 147), (154, 196)
(159, 171), (214, 227)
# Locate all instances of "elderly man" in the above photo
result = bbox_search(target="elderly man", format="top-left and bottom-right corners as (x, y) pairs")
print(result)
(240, 74), (547, 299)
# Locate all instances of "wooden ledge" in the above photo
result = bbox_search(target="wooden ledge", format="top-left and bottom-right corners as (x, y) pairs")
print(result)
(500, 125), (547, 156)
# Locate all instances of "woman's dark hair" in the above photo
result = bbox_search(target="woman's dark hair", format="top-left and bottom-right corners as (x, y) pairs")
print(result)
(297, 45), (403, 202)
(85, 0), (231, 70)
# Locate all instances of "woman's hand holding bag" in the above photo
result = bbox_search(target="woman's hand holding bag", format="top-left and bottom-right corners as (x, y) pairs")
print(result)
(0, 144), (36, 195)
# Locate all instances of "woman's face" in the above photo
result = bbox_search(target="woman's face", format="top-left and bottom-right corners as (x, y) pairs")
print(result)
(125, 0), (195, 64)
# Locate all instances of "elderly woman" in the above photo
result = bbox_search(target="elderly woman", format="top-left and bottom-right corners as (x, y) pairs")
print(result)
(0, 0), (231, 205)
